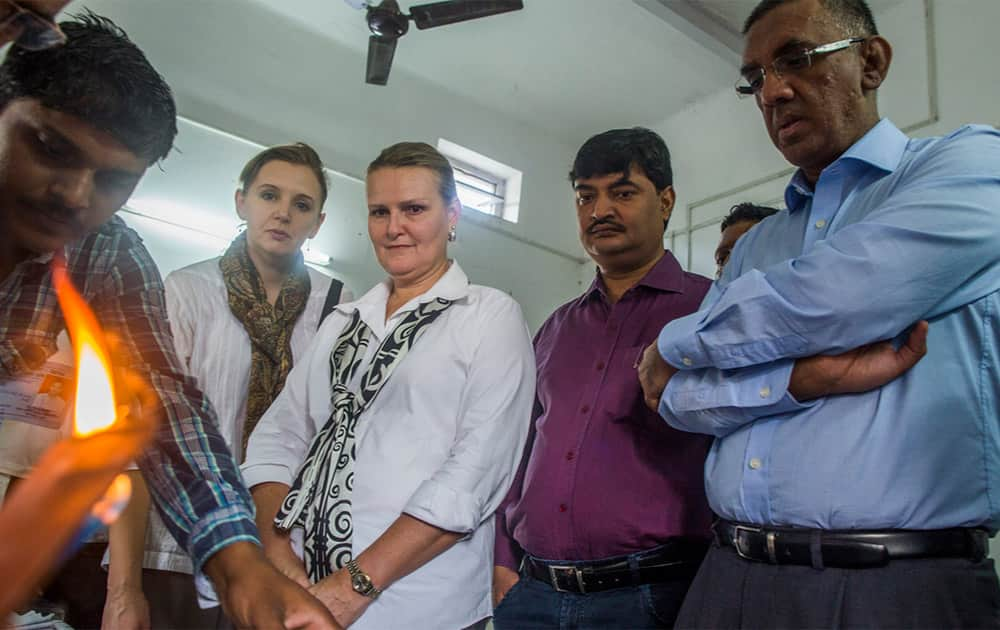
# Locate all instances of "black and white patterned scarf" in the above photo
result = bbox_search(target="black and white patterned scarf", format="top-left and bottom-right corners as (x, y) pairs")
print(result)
(274, 297), (453, 581)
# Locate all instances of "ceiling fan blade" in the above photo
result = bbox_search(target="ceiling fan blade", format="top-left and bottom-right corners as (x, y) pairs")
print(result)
(409, 0), (523, 30)
(366, 35), (398, 86)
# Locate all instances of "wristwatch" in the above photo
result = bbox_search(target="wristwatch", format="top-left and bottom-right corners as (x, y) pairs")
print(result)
(345, 559), (383, 599)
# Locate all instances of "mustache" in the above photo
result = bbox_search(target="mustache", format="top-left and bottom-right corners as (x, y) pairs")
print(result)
(31, 200), (85, 232)
(586, 217), (625, 234)
(772, 109), (804, 126)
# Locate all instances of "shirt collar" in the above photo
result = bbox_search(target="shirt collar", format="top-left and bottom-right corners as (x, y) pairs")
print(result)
(580, 250), (686, 304)
(339, 259), (470, 320)
(785, 118), (908, 213)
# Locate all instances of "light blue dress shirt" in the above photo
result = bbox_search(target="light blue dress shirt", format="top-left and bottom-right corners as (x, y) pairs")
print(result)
(657, 119), (1000, 531)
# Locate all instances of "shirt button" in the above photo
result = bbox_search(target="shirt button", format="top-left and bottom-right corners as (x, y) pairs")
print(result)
(559, 504), (568, 513)
(682, 357), (693, 366)
(815, 219), (827, 229)
(749, 457), (762, 470)
(595, 361), (605, 370)
(566, 451), (575, 461)
(759, 386), (771, 398)
(580, 405), (590, 414)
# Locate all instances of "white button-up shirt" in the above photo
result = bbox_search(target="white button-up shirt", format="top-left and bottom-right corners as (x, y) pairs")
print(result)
(143, 257), (348, 573)
(243, 261), (535, 630)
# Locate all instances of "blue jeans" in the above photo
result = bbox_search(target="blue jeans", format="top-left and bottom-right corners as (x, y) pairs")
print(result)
(493, 564), (694, 629)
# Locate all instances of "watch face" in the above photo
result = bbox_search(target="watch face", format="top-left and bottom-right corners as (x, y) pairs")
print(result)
(352, 572), (373, 593)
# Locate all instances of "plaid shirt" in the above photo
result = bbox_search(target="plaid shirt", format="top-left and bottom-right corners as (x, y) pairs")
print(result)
(0, 215), (259, 572)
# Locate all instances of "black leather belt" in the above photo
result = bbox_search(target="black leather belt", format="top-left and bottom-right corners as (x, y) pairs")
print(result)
(714, 519), (989, 569)
(522, 539), (707, 594)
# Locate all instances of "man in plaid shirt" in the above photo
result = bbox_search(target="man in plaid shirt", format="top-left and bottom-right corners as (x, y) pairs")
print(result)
(0, 9), (338, 629)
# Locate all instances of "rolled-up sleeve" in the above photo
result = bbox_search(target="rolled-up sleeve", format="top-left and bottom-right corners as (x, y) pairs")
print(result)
(403, 297), (535, 534)
(96, 238), (259, 575)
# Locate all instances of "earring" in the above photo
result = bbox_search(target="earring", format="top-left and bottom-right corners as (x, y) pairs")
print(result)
(448, 225), (457, 242)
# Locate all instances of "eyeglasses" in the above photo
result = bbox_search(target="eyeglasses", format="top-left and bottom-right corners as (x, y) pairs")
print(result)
(0, 0), (66, 51)
(735, 37), (866, 99)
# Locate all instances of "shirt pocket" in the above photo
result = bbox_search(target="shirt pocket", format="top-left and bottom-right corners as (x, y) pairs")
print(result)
(602, 343), (647, 422)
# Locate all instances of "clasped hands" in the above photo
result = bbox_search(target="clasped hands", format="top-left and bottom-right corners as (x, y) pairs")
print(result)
(638, 321), (930, 412)
(235, 533), (369, 629)
(269, 541), (370, 629)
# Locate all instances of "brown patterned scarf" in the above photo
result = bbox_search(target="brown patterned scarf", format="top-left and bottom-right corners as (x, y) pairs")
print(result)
(219, 232), (311, 460)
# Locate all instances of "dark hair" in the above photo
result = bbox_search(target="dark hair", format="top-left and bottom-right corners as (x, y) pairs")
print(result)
(721, 202), (779, 232)
(743, 0), (878, 36)
(239, 142), (330, 207)
(367, 142), (458, 205)
(0, 11), (177, 162)
(569, 127), (673, 192)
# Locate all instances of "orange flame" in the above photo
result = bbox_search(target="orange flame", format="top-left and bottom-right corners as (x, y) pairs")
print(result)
(51, 256), (119, 437)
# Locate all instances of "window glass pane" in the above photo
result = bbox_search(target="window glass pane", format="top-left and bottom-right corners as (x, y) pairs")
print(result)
(457, 182), (501, 214)
(454, 168), (498, 195)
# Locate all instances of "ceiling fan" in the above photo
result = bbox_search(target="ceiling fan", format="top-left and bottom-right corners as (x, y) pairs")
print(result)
(343, 0), (524, 86)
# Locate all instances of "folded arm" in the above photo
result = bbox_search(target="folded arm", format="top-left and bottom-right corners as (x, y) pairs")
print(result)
(659, 132), (1000, 372)
(646, 321), (929, 435)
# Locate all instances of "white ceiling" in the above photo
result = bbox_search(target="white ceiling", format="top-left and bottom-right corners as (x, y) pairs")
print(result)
(255, 0), (741, 143)
(64, 0), (912, 160)
(244, 0), (906, 143)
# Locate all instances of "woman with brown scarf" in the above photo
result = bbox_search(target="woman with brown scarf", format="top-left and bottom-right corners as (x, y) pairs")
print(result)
(101, 143), (352, 630)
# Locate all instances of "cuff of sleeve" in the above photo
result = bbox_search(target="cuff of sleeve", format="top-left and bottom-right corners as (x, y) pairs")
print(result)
(667, 360), (800, 411)
(656, 303), (810, 371)
(189, 505), (261, 607)
(240, 462), (294, 490)
(659, 361), (814, 436)
(657, 314), (704, 369)
(188, 504), (261, 574)
(403, 479), (484, 535)
(493, 511), (523, 572)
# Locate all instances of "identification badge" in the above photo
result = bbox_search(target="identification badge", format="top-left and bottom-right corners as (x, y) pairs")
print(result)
(0, 331), (74, 478)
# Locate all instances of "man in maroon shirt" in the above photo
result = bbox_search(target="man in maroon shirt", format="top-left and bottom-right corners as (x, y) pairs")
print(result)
(493, 127), (714, 628)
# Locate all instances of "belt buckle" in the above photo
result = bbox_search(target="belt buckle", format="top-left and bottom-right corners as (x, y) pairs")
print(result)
(731, 524), (762, 562)
(547, 564), (586, 594)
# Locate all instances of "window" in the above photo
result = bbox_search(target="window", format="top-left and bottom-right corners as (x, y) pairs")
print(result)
(438, 138), (522, 223)
(453, 163), (505, 215)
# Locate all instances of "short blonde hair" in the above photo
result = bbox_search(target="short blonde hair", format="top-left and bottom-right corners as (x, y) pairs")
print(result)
(367, 142), (459, 205)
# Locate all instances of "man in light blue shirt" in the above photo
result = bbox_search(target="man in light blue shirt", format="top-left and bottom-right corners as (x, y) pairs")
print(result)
(638, 0), (1000, 627)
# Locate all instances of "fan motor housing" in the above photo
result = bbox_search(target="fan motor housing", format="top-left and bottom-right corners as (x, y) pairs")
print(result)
(368, 4), (409, 39)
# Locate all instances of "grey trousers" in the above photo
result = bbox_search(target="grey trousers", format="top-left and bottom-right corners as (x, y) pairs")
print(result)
(676, 544), (1000, 629)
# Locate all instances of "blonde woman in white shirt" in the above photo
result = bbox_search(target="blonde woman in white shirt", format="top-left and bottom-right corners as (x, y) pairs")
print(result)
(102, 143), (351, 630)
(243, 142), (535, 630)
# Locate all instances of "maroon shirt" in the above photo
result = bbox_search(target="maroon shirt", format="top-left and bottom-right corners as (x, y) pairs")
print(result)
(495, 251), (714, 569)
